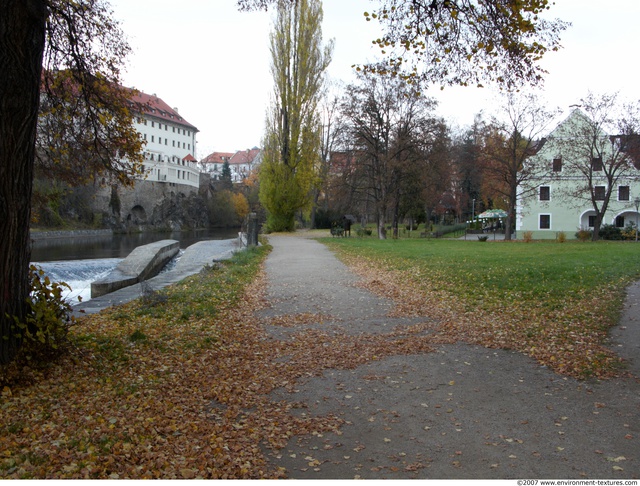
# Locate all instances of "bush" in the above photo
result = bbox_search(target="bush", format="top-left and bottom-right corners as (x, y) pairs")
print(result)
(575, 228), (592, 241)
(523, 231), (533, 243)
(556, 231), (567, 243)
(9, 265), (74, 362)
(313, 208), (342, 230)
(621, 222), (638, 241)
(599, 224), (623, 240)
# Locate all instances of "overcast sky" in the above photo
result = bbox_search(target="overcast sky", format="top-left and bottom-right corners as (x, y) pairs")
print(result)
(109, 0), (640, 158)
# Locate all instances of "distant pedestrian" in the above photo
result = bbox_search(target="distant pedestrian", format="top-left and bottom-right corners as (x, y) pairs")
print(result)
(342, 216), (351, 237)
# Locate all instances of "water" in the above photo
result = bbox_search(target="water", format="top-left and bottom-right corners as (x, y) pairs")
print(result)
(30, 228), (236, 304)
(33, 259), (123, 304)
(31, 228), (238, 262)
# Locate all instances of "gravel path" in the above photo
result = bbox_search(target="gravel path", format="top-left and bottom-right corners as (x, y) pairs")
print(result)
(261, 235), (640, 479)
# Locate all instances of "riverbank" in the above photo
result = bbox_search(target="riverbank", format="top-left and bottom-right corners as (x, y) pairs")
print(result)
(30, 228), (113, 240)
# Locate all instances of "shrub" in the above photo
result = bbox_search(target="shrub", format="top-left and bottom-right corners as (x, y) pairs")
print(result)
(599, 224), (623, 240)
(621, 222), (638, 241)
(556, 231), (567, 243)
(9, 265), (74, 362)
(575, 228), (592, 241)
(523, 231), (533, 243)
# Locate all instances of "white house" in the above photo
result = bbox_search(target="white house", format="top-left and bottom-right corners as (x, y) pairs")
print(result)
(130, 91), (200, 189)
(199, 151), (234, 177)
(228, 148), (261, 182)
(516, 108), (640, 239)
(200, 148), (261, 182)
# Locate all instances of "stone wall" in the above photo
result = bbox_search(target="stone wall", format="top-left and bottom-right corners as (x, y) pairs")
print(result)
(93, 177), (212, 232)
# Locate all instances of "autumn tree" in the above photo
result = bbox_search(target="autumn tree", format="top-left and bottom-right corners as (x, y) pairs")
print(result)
(340, 73), (441, 239)
(480, 92), (560, 239)
(259, 0), (332, 232)
(310, 84), (344, 228)
(1, 0), (142, 364)
(451, 115), (486, 220)
(238, 0), (568, 90)
(553, 93), (640, 241)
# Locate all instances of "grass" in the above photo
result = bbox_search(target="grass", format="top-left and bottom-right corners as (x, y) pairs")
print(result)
(323, 237), (640, 378)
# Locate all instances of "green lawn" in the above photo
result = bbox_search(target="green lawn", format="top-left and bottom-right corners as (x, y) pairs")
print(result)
(324, 238), (640, 378)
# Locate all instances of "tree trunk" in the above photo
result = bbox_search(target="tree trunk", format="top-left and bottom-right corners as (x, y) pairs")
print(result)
(377, 207), (387, 240)
(0, 0), (48, 364)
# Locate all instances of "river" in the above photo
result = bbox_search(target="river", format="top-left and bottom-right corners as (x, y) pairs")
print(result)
(30, 228), (239, 304)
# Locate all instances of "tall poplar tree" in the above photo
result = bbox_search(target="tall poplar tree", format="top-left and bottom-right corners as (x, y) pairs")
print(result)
(259, 0), (332, 232)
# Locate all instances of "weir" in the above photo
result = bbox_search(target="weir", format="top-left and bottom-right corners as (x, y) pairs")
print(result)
(91, 239), (180, 298)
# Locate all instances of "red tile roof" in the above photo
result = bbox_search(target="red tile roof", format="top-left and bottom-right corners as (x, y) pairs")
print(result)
(201, 152), (235, 164)
(130, 91), (198, 132)
(183, 154), (197, 162)
(229, 148), (260, 166)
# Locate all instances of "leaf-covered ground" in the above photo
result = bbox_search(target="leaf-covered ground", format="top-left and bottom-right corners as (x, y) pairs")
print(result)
(325, 238), (636, 380)
(0, 245), (439, 479)
(1, 237), (637, 478)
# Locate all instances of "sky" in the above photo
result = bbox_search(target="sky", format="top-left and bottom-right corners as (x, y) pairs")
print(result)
(109, 0), (640, 158)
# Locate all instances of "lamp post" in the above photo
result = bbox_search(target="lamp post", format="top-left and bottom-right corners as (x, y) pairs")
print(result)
(472, 198), (476, 223)
(634, 197), (640, 242)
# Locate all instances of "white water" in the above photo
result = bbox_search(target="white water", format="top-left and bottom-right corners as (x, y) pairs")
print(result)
(33, 259), (123, 305)
(33, 249), (184, 305)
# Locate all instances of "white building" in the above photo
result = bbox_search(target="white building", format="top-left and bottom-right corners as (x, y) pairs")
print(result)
(131, 91), (200, 189)
(200, 148), (262, 182)
(516, 108), (640, 239)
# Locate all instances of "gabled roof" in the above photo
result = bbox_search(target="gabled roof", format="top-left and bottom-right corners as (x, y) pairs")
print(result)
(229, 148), (261, 166)
(201, 152), (234, 165)
(130, 91), (198, 132)
(183, 154), (197, 162)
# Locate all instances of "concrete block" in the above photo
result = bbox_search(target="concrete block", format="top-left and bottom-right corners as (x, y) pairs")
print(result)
(91, 239), (179, 298)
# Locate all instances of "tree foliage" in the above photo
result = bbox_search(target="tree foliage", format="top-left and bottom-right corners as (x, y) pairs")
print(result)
(38, 1), (145, 186)
(480, 92), (560, 239)
(259, 0), (332, 232)
(238, 0), (568, 89)
(340, 73), (445, 239)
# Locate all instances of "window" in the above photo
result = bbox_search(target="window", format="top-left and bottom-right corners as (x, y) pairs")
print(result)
(553, 158), (562, 172)
(539, 186), (550, 201)
(588, 215), (596, 228)
(151, 121), (155, 128)
(615, 215), (625, 228)
(158, 137), (162, 144)
(151, 135), (154, 143)
(595, 186), (606, 200)
(618, 185), (630, 201)
(539, 214), (551, 229)
(172, 141), (175, 147)
(591, 157), (603, 171)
